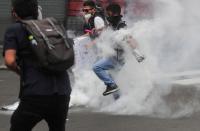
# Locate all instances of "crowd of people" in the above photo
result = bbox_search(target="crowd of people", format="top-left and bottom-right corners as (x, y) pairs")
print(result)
(2, 0), (145, 131)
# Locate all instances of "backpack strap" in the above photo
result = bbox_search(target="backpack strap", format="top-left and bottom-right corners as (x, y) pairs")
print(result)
(46, 18), (70, 48)
(30, 20), (55, 49)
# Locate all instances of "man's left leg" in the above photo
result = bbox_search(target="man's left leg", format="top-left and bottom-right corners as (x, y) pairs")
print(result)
(45, 96), (70, 131)
(92, 57), (119, 96)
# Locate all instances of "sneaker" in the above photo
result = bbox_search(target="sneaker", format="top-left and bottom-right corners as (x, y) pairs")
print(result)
(103, 85), (119, 96)
(136, 56), (145, 63)
(1, 101), (19, 111)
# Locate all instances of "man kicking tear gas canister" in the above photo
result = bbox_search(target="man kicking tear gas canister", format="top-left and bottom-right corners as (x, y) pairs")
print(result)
(92, 3), (145, 99)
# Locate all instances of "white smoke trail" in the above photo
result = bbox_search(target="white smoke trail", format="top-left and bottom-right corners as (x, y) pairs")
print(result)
(70, 0), (200, 118)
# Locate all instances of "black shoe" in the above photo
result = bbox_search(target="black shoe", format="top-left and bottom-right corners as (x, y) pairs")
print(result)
(103, 85), (119, 96)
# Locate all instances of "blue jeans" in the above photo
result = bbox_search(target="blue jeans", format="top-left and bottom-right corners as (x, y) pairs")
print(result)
(92, 56), (123, 86)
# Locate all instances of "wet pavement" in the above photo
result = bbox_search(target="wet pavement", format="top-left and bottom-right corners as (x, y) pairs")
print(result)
(1, 70), (200, 131)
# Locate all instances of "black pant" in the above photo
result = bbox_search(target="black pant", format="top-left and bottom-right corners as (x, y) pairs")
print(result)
(10, 95), (70, 131)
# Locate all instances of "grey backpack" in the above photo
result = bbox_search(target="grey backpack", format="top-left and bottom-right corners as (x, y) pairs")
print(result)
(21, 17), (74, 73)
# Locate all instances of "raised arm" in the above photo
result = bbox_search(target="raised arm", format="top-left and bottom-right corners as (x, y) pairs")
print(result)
(123, 35), (145, 63)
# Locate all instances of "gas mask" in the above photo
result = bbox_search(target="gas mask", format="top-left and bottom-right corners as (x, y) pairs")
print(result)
(84, 13), (92, 20)
(106, 15), (122, 26)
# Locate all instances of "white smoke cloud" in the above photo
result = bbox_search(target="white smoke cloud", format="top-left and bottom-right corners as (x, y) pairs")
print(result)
(70, 0), (200, 118)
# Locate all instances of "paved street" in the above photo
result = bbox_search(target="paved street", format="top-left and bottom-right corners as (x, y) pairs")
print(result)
(1, 69), (200, 131)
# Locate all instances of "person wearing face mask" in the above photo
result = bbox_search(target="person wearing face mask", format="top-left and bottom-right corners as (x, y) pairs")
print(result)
(92, 3), (145, 97)
(82, 0), (106, 38)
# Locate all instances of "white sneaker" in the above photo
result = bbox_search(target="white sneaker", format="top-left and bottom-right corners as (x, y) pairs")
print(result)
(1, 101), (19, 111)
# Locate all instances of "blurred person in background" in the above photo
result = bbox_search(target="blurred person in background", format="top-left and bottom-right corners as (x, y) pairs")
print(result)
(82, 0), (106, 38)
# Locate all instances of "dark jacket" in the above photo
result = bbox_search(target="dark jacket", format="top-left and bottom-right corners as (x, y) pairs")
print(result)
(3, 21), (71, 98)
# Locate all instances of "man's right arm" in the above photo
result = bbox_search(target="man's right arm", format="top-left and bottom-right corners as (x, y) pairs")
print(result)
(4, 49), (20, 75)
(3, 25), (20, 75)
